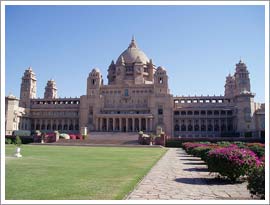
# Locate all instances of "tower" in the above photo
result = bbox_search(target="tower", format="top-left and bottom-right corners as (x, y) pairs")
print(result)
(87, 68), (103, 96)
(233, 60), (256, 136)
(154, 66), (169, 94)
(107, 60), (116, 84)
(19, 67), (37, 108)
(115, 56), (125, 84)
(234, 60), (251, 95)
(44, 79), (57, 99)
(224, 74), (235, 98)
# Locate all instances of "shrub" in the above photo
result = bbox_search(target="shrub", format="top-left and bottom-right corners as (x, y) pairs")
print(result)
(190, 145), (219, 161)
(165, 140), (183, 147)
(207, 146), (260, 181)
(182, 142), (209, 154)
(247, 162), (265, 199)
(5, 138), (12, 144)
(248, 145), (265, 157)
(233, 141), (246, 148)
(20, 137), (34, 144)
(14, 136), (22, 147)
(216, 141), (232, 147)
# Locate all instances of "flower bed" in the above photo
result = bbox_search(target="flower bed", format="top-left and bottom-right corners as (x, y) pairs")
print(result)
(182, 141), (265, 198)
(247, 157), (265, 199)
(207, 145), (260, 181)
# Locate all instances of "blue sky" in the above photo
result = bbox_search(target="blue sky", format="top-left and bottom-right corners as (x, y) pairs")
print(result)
(5, 5), (265, 102)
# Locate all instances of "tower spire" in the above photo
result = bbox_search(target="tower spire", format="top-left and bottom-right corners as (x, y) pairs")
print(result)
(129, 35), (137, 48)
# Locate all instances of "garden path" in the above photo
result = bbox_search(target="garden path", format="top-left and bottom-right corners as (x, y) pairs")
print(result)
(126, 148), (252, 200)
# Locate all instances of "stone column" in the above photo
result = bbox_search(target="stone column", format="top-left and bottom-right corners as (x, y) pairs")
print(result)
(106, 118), (109, 131)
(50, 119), (52, 131)
(119, 118), (122, 132)
(150, 118), (153, 131)
(73, 119), (76, 131)
(100, 118), (103, 131)
(45, 120), (47, 131)
(113, 118), (115, 131)
(125, 118), (128, 132)
(225, 118), (228, 132)
(34, 119), (37, 130)
(139, 118), (142, 131)
(56, 120), (59, 131)
(132, 118), (135, 132)
(219, 118), (221, 132)
(95, 118), (99, 131)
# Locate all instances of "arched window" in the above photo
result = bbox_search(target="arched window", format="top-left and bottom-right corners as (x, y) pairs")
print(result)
(181, 124), (186, 131)
(188, 125), (193, 131)
(124, 89), (129, 96)
(159, 77), (163, 84)
(52, 124), (56, 130)
(194, 125), (199, 131)
(69, 124), (73, 130)
(63, 124), (68, 130)
(201, 125), (206, 131)
(58, 124), (62, 130)
(221, 124), (226, 131)
(208, 124), (213, 131)
(75, 124), (79, 130)
(174, 124), (180, 131)
(47, 124), (51, 130)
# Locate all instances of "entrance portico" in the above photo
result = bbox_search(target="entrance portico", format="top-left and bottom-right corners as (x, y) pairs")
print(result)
(95, 114), (153, 132)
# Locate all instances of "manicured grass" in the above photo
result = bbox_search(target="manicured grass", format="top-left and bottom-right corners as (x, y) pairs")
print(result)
(5, 145), (167, 200)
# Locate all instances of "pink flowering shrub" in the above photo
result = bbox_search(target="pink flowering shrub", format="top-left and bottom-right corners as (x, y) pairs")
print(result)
(247, 156), (265, 199)
(190, 145), (220, 161)
(207, 145), (260, 181)
(246, 143), (265, 158)
(182, 142), (209, 154)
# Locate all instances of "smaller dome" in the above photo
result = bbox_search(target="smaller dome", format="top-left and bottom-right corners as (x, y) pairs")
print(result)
(91, 68), (101, 73)
(156, 66), (166, 71)
(7, 93), (16, 99)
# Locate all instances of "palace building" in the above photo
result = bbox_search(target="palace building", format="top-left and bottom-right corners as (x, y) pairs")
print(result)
(5, 37), (265, 138)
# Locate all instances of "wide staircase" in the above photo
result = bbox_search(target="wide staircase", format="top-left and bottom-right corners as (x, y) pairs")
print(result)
(55, 132), (140, 146)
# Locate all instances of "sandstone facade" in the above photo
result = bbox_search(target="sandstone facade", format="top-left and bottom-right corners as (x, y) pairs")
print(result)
(5, 38), (265, 137)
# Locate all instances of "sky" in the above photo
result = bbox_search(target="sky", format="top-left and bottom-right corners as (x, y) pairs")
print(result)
(5, 5), (265, 102)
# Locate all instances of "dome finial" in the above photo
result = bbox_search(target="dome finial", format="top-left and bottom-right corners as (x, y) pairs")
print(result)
(129, 35), (137, 48)
(239, 56), (243, 63)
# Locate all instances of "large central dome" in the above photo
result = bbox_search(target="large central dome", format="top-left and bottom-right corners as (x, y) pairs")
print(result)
(116, 37), (149, 65)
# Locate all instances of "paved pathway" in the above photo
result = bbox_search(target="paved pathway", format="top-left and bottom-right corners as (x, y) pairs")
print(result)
(126, 148), (253, 200)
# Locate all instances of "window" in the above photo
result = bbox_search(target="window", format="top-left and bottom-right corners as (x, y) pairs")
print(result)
(174, 124), (180, 131)
(92, 79), (95, 85)
(174, 111), (179, 115)
(124, 89), (129, 96)
(181, 124), (186, 131)
(188, 125), (193, 131)
(227, 110), (233, 115)
(158, 108), (163, 115)
(159, 77), (163, 84)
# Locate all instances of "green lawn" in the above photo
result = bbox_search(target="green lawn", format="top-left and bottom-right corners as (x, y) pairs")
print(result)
(5, 145), (166, 200)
